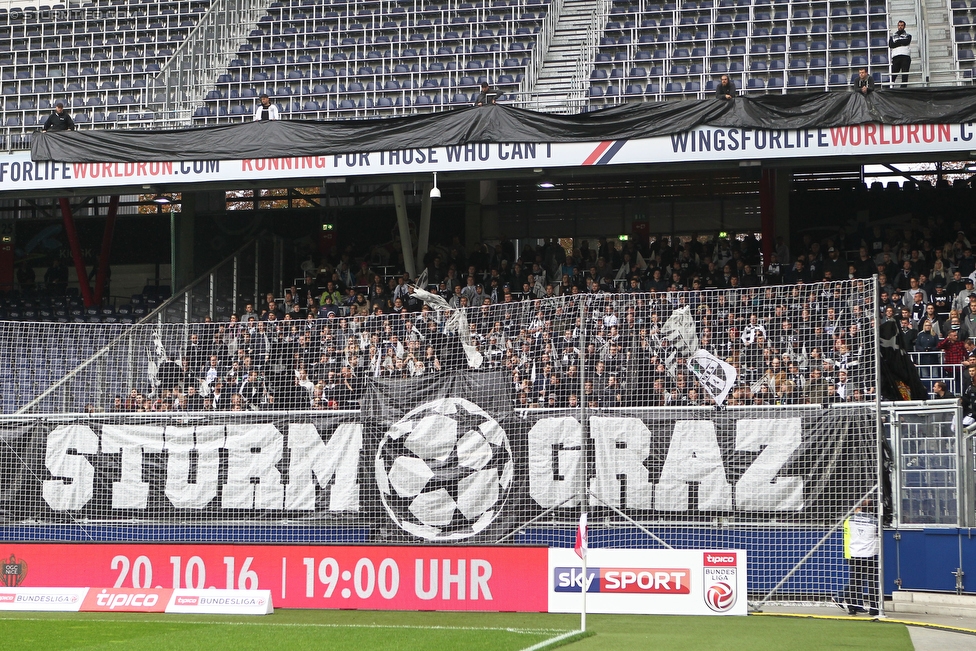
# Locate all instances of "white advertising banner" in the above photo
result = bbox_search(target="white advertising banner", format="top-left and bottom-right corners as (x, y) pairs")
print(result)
(2, 122), (974, 193)
(166, 589), (274, 615)
(547, 548), (747, 616)
(0, 587), (87, 611)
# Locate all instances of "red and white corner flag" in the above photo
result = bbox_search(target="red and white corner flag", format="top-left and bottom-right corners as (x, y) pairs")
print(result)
(574, 512), (588, 560)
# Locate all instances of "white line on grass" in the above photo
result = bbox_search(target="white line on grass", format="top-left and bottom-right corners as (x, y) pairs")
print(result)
(517, 630), (586, 651)
(0, 616), (568, 636)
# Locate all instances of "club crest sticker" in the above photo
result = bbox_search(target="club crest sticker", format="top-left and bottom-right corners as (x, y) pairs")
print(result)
(703, 552), (737, 612)
(1, 554), (27, 587)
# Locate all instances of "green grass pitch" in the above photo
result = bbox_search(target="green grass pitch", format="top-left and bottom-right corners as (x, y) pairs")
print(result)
(0, 610), (913, 651)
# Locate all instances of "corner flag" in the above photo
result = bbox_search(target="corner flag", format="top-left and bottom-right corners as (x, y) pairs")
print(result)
(574, 512), (588, 560)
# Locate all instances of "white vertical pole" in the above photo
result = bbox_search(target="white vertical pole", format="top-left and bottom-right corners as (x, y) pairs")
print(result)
(581, 544), (587, 632)
(873, 274), (884, 616)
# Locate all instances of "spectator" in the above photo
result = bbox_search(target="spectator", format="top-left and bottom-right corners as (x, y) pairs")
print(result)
(853, 68), (874, 94)
(715, 74), (736, 100)
(253, 93), (280, 121)
(963, 366), (976, 428)
(42, 102), (75, 132)
(43, 258), (69, 294)
(473, 81), (496, 106)
(889, 21), (912, 88)
(937, 326), (968, 384)
(932, 381), (955, 400)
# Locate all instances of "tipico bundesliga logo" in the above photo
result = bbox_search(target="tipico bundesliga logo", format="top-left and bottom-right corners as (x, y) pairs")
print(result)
(703, 552), (737, 612)
(1, 554), (27, 587)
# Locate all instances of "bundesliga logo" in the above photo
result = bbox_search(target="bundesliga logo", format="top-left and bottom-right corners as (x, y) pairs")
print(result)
(375, 397), (514, 541)
(703, 552), (737, 612)
(1, 554), (27, 587)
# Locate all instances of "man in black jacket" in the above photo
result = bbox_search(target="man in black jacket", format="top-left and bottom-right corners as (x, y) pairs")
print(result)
(889, 20), (912, 88)
(715, 75), (736, 100)
(474, 82), (496, 106)
(42, 102), (75, 132)
(853, 68), (874, 95)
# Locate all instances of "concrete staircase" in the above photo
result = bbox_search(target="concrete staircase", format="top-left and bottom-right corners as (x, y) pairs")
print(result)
(889, 591), (976, 617)
(919, 0), (961, 85)
(530, 0), (604, 111)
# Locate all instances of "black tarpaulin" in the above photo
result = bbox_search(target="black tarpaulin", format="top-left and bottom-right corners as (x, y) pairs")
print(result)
(30, 88), (976, 163)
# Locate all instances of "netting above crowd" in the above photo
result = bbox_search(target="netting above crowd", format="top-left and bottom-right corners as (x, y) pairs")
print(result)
(126, 229), (947, 414)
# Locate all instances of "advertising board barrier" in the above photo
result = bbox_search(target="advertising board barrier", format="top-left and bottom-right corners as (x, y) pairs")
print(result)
(0, 544), (743, 615)
(0, 544), (547, 611)
(548, 548), (747, 616)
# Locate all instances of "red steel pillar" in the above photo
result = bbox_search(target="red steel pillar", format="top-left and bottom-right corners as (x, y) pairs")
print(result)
(58, 198), (95, 307)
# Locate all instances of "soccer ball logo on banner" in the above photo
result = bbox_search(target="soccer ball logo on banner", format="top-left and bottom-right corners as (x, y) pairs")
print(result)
(375, 397), (514, 540)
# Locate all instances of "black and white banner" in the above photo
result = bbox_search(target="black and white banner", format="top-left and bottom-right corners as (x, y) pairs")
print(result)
(0, 375), (875, 540)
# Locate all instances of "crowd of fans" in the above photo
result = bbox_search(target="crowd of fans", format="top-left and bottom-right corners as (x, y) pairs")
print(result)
(104, 223), (976, 418)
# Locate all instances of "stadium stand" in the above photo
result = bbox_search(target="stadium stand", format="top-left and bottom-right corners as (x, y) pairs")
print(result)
(4, 213), (975, 413)
(586, 0), (895, 105)
(1, 0), (974, 144)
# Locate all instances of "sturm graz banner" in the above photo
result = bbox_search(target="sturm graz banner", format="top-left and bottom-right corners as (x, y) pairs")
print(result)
(362, 371), (522, 542)
(0, 380), (875, 541)
(522, 405), (876, 521)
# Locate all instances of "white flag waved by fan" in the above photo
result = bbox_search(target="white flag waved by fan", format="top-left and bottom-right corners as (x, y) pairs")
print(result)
(687, 349), (738, 406)
(410, 269), (483, 369)
(660, 306), (699, 377)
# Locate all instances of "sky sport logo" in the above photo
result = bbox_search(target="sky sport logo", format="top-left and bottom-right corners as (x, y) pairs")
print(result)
(703, 552), (738, 612)
(553, 567), (690, 594)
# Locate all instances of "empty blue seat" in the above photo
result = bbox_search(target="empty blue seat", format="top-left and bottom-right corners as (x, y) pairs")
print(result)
(746, 78), (766, 89)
